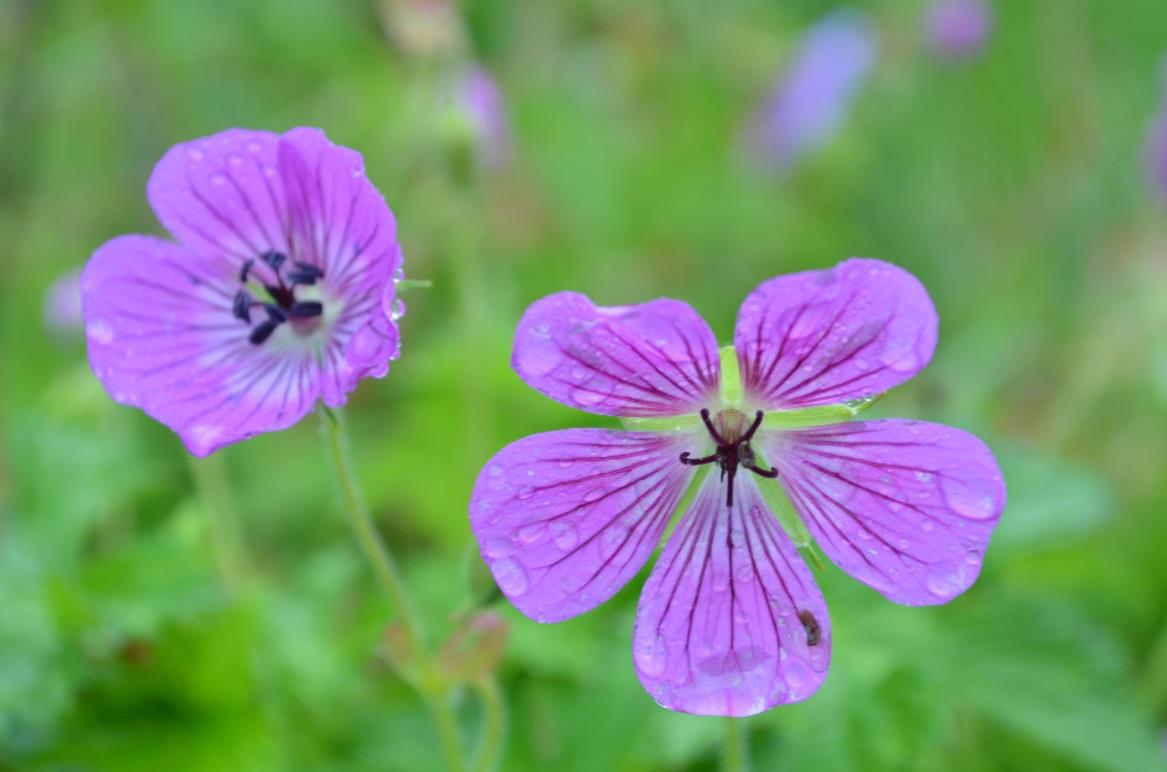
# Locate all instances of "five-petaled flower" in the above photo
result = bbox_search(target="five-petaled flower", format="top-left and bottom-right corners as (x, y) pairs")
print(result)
(470, 259), (1006, 716)
(82, 127), (404, 456)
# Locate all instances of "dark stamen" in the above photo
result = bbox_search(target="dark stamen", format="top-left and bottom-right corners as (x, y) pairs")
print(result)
(248, 320), (278, 345)
(260, 250), (287, 270)
(264, 304), (288, 323)
(232, 289), (253, 323)
(236, 251), (324, 345)
(289, 301), (323, 318)
(286, 261), (325, 285)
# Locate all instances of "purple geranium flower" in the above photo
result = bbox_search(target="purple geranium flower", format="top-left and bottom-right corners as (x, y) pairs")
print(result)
(43, 268), (84, 336)
(746, 9), (877, 173)
(81, 128), (403, 456)
(449, 64), (510, 169)
(1147, 71), (1167, 202)
(470, 259), (1005, 716)
(926, 0), (994, 60)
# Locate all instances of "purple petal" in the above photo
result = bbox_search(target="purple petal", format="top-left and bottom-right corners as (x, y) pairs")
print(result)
(926, 0), (994, 60)
(82, 235), (322, 456)
(148, 128), (289, 271)
(512, 292), (720, 417)
(1147, 82), (1167, 202)
(745, 9), (877, 172)
(765, 419), (1005, 605)
(458, 64), (510, 168)
(734, 258), (937, 410)
(634, 476), (830, 716)
(43, 268), (84, 335)
(275, 128), (403, 402)
(470, 429), (694, 623)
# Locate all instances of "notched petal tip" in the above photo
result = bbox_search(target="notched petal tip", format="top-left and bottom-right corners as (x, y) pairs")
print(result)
(734, 257), (938, 411)
(511, 291), (721, 417)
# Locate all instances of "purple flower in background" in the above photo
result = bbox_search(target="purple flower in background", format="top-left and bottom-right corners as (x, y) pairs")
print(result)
(927, 0), (994, 60)
(82, 128), (404, 456)
(747, 9), (877, 172)
(453, 64), (510, 168)
(471, 259), (1005, 716)
(1147, 72), (1167, 202)
(43, 268), (84, 336)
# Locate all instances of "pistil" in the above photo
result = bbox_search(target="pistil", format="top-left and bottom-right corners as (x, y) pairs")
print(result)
(680, 408), (779, 507)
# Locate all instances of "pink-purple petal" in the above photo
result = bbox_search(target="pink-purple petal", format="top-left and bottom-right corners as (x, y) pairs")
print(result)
(734, 258), (938, 410)
(765, 419), (1005, 605)
(147, 128), (288, 270)
(274, 129), (403, 403)
(633, 475), (831, 716)
(512, 292), (720, 417)
(470, 429), (695, 623)
(82, 235), (320, 456)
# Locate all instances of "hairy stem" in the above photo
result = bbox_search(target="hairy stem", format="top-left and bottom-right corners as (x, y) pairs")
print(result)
(722, 717), (749, 772)
(320, 406), (465, 771)
(472, 675), (506, 772)
(186, 453), (247, 597)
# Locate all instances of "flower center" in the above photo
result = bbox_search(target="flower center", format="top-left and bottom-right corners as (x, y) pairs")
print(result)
(679, 408), (778, 508)
(231, 250), (325, 345)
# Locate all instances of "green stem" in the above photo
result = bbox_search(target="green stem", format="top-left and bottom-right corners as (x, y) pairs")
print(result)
(319, 406), (465, 772)
(722, 717), (749, 772)
(186, 453), (247, 597)
(320, 406), (425, 652)
(472, 676), (506, 772)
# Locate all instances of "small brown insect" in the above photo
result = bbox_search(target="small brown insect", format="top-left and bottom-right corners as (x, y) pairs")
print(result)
(798, 610), (822, 647)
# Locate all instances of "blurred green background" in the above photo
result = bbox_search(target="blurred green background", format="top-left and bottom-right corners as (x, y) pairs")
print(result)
(3, 0), (1167, 769)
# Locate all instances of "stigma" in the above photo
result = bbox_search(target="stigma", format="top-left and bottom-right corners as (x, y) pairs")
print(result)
(679, 408), (778, 507)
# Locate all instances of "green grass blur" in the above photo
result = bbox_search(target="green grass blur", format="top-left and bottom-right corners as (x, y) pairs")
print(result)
(3, 0), (1167, 769)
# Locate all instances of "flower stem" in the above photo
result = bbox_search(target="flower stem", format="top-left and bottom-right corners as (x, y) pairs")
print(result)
(186, 453), (247, 597)
(320, 405), (425, 652)
(318, 406), (465, 771)
(472, 675), (506, 772)
(722, 717), (749, 772)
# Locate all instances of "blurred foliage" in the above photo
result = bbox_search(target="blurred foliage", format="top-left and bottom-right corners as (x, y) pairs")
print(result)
(3, 0), (1167, 770)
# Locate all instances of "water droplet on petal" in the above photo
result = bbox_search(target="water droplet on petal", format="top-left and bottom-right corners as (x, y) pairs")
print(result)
(550, 521), (579, 550)
(942, 479), (998, 520)
(924, 561), (970, 600)
(482, 535), (512, 558)
(599, 527), (628, 560)
(390, 297), (406, 321)
(635, 634), (669, 677)
(393, 266), (405, 283)
(85, 318), (115, 345)
(491, 558), (529, 596)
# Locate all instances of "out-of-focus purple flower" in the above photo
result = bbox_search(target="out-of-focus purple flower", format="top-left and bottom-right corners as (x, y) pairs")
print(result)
(43, 268), (84, 336)
(449, 65), (510, 169)
(927, 0), (994, 60)
(470, 259), (1006, 716)
(1147, 79), (1167, 202)
(81, 128), (404, 456)
(747, 9), (877, 173)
